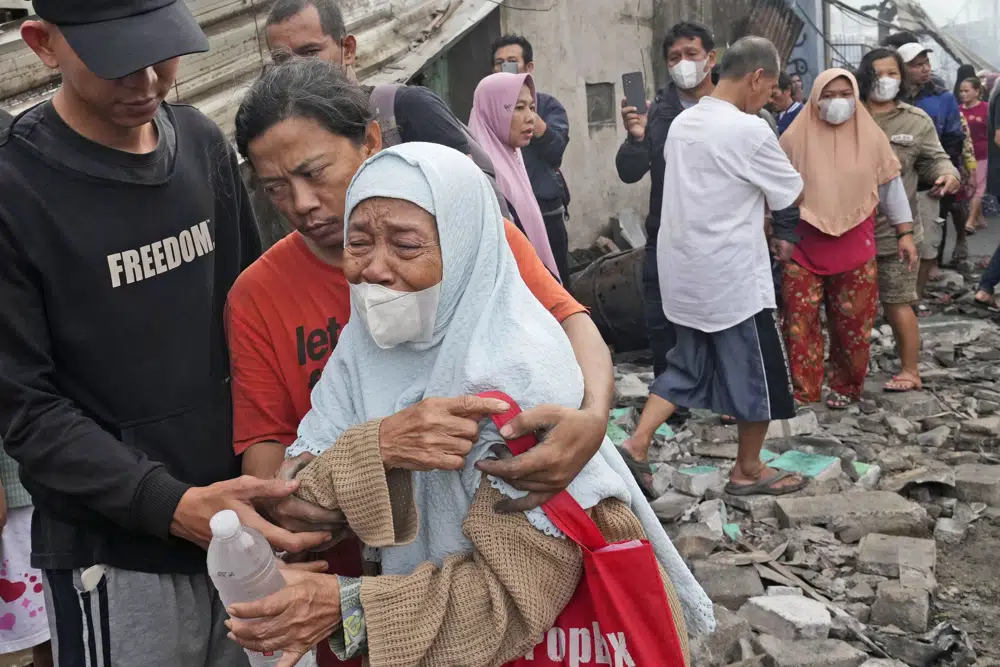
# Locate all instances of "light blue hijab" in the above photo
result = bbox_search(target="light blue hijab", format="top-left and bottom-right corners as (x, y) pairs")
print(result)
(287, 143), (714, 634)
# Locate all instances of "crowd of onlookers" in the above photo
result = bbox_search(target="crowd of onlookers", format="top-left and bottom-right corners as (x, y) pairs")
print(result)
(3, 0), (1000, 665)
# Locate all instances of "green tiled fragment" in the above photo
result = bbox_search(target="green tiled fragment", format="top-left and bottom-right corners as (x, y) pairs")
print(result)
(723, 523), (742, 541)
(853, 461), (873, 476)
(609, 407), (631, 421)
(606, 422), (630, 446)
(769, 450), (839, 478)
(760, 449), (779, 463)
(677, 465), (719, 476)
(655, 423), (675, 439)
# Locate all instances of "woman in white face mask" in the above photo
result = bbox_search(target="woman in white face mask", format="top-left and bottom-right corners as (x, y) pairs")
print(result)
(226, 142), (714, 665)
(856, 48), (961, 395)
(777, 68), (913, 410)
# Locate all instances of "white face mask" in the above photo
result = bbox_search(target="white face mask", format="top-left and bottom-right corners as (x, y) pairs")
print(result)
(818, 97), (856, 125)
(669, 58), (710, 90)
(349, 281), (441, 349)
(871, 77), (901, 103)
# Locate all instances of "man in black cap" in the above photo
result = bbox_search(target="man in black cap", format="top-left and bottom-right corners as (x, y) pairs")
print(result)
(0, 2), (332, 665)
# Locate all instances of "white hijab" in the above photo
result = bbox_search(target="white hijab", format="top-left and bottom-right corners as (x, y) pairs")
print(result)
(287, 143), (714, 634)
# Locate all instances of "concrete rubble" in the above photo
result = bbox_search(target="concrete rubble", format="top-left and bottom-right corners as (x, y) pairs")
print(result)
(609, 264), (1000, 667)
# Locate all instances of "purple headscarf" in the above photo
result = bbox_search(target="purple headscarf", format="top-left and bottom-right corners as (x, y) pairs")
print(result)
(469, 73), (560, 280)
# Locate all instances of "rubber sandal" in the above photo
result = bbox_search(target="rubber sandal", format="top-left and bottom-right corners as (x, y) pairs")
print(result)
(719, 414), (738, 425)
(616, 446), (656, 500)
(916, 304), (933, 318)
(884, 375), (922, 393)
(724, 469), (808, 497)
(973, 294), (1000, 312)
(826, 390), (853, 410)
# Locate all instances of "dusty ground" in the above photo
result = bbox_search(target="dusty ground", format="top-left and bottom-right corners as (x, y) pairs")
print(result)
(932, 222), (1000, 660)
(935, 519), (1000, 659)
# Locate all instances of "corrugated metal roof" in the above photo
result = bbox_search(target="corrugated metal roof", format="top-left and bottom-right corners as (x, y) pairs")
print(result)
(717, 0), (805, 62)
(0, 0), (494, 135)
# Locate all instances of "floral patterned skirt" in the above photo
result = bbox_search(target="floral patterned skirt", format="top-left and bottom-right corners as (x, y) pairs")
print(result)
(780, 260), (878, 403)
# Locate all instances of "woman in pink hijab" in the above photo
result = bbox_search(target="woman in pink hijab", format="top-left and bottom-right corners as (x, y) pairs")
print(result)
(470, 73), (562, 281)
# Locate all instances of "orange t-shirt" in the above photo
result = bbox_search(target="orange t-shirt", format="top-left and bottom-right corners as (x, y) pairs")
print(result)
(226, 219), (585, 455)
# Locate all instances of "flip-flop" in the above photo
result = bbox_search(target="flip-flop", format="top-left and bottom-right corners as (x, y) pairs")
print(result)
(724, 469), (808, 496)
(884, 375), (922, 393)
(826, 390), (853, 410)
(973, 295), (1000, 312)
(719, 414), (738, 425)
(616, 446), (656, 500)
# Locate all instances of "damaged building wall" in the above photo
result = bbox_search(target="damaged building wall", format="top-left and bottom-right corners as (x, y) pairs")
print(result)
(499, 0), (656, 250)
(501, 0), (803, 249)
(0, 0), (451, 132)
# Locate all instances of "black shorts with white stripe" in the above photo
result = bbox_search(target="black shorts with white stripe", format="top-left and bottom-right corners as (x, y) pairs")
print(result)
(650, 309), (795, 423)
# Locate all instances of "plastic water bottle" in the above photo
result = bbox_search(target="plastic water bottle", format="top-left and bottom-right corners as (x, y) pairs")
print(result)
(208, 510), (286, 666)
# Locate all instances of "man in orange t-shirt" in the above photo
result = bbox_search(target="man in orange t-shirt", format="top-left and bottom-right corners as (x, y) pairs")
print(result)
(226, 56), (613, 666)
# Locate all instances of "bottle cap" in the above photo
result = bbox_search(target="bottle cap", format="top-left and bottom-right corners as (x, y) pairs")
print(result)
(210, 510), (242, 539)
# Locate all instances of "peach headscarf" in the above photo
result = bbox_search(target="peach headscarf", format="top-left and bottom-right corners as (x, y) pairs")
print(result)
(779, 68), (901, 237)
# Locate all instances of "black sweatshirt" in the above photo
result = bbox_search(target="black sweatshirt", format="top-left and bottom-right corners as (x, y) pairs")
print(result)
(0, 102), (261, 573)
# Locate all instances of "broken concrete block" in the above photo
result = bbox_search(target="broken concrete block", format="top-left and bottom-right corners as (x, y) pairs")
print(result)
(697, 499), (728, 537)
(775, 492), (928, 542)
(869, 581), (930, 633)
(723, 492), (781, 520)
(754, 635), (867, 667)
(878, 466), (955, 494)
(874, 390), (943, 421)
(933, 517), (968, 545)
(739, 596), (831, 639)
(954, 463), (1000, 506)
(885, 415), (917, 437)
(916, 425), (951, 447)
(765, 410), (820, 440)
(857, 534), (936, 578)
(650, 463), (676, 498)
(650, 490), (698, 522)
(767, 586), (803, 596)
(933, 344), (956, 367)
(858, 660), (910, 667)
(964, 416), (1000, 436)
(613, 373), (648, 402)
(611, 208), (646, 249)
(769, 451), (842, 482)
(694, 441), (739, 458)
(692, 562), (765, 611)
(692, 604), (753, 666)
(673, 522), (722, 560)
(674, 465), (724, 497)
(846, 580), (876, 603)
(852, 461), (882, 490)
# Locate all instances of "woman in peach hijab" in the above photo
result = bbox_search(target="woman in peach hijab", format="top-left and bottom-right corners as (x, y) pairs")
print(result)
(779, 68), (916, 409)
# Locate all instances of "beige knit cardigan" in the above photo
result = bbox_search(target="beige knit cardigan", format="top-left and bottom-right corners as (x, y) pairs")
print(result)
(296, 419), (690, 667)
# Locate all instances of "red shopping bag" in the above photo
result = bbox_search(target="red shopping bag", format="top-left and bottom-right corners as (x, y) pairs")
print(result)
(478, 392), (688, 667)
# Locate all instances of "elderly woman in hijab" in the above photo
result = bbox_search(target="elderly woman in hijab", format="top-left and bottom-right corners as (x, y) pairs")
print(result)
(224, 143), (714, 666)
(779, 69), (916, 410)
(470, 72), (564, 283)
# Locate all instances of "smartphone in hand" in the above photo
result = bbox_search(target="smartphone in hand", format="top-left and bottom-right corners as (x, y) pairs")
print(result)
(501, 62), (519, 74)
(622, 71), (648, 114)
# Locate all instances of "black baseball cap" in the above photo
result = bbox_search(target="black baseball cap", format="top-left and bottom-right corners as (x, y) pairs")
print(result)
(32, 0), (210, 80)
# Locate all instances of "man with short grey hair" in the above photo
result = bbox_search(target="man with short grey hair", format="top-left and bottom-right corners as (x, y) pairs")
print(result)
(626, 36), (808, 497)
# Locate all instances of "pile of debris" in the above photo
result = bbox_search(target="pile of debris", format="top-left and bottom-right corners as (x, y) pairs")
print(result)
(610, 268), (1000, 667)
